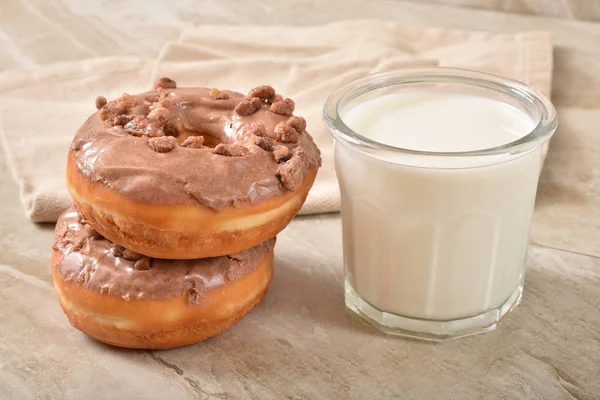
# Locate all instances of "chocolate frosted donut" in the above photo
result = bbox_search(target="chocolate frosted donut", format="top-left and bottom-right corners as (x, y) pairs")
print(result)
(52, 207), (275, 349)
(67, 79), (320, 259)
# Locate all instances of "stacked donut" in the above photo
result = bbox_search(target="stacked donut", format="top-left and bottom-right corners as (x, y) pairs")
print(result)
(51, 78), (321, 349)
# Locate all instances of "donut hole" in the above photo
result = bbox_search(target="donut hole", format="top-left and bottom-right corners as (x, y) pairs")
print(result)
(176, 129), (223, 148)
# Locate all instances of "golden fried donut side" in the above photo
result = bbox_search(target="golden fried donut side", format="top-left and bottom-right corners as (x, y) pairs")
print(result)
(52, 251), (273, 349)
(67, 150), (316, 258)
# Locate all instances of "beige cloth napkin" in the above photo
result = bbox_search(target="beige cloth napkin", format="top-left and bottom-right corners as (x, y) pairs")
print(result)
(0, 20), (552, 222)
(0, 58), (152, 222)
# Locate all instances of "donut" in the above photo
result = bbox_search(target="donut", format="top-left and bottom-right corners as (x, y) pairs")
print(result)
(67, 79), (321, 259)
(52, 207), (275, 349)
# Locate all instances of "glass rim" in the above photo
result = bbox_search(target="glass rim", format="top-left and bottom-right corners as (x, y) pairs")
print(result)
(322, 67), (557, 158)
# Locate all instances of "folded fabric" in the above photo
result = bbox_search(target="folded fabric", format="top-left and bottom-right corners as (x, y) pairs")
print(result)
(0, 58), (151, 222)
(0, 21), (552, 222)
(177, 21), (551, 96)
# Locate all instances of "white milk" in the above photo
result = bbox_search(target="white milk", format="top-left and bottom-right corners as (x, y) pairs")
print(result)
(338, 91), (542, 320)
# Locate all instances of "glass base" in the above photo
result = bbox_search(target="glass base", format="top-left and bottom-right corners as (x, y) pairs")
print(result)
(345, 282), (523, 341)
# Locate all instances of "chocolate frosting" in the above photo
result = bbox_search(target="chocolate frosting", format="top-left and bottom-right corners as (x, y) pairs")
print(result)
(53, 207), (275, 305)
(71, 86), (321, 211)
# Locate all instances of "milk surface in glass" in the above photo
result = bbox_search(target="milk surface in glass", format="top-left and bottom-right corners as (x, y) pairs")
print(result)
(338, 90), (541, 321)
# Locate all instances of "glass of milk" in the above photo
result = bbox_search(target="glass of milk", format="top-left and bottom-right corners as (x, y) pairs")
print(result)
(323, 68), (557, 340)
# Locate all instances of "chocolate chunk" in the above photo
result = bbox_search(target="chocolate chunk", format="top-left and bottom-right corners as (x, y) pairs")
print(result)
(269, 98), (295, 116)
(148, 136), (177, 153)
(122, 249), (144, 261)
(71, 237), (87, 253)
(133, 258), (152, 271)
(95, 96), (107, 110)
(124, 115), (164, 137)
(98, 93), (137, 122)
(254, 136), (276, 151)
(287, 116), (306, 133)
(277, 147), (306, 191)
(247, 85), (276, 102)
(180, 136), (205, 149)
(250, 97), (263, 110)
(272, 94), (283, 103)
(119, 93), (137, 109)
(274, 123), (299, 143)
(123, 116), (148, 136)
(234, 100), (258, 116)
(226, 253), (244, 262)
(164, 121), (183, 137)
(210, 88), (230, 100)
(147, 106), (170, 124)
(187, 285), (202, 306)
(111, 245), (125, 258)
(251, 122), (267, 137)
(88, 229), (101, 240)
(112, 114), (135, 127)
(52, 232), (69, 252)
(145, 128), (165, 138)
(77, 269), (93, 285)
(273, 145), (292, 162)
(111, 245), (143, 261)
(155, 77), (177, 89)
(214, 143), (250, 157)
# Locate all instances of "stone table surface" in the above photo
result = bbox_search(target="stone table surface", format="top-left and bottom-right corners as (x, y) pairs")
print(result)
(0, 1), (599, 399)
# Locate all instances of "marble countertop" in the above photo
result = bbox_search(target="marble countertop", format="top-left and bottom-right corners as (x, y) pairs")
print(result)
(1, 1), (599, 399)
